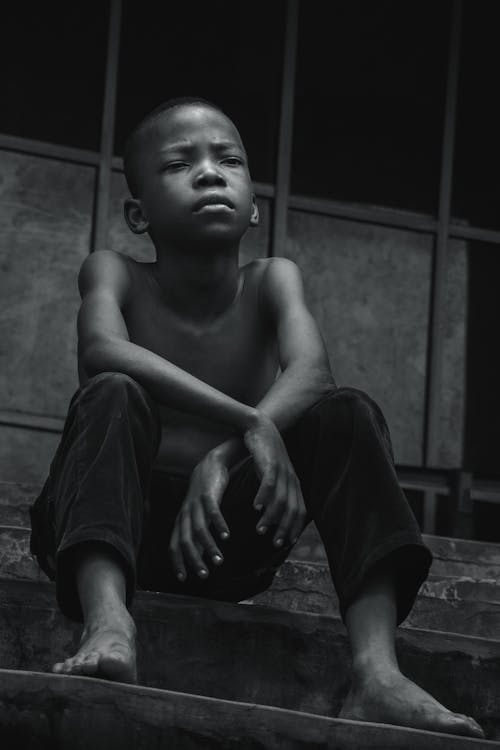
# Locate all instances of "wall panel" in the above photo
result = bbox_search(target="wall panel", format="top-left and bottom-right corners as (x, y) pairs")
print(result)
(286, 211), (465, 466)
(0, 151), (93, 416)
(0, 426), (59, 485)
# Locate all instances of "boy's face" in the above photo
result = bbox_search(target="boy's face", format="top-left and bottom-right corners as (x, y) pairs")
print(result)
(131, 105), (257, 247)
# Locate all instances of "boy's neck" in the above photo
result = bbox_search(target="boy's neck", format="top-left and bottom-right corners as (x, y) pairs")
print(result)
(152, 245), (242, 323)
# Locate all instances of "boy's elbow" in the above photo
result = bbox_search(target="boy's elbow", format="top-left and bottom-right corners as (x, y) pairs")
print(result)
(287, 357), (336, 394)
(314, 364), (337, 394)
(79, 337), (120, 378)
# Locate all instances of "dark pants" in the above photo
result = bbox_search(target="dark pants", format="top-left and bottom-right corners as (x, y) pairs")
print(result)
(29, 372), (432, 624)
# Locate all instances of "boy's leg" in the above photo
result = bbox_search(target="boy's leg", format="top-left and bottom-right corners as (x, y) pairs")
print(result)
(280, 387), (483, 738)
(164, 387), (482, 737)
(29, 371), (161, 682)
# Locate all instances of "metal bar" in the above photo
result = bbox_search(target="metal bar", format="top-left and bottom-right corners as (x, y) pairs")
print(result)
(0, 134), (100, 166)
(424, 0), (462, 467)
(449, 223), (500, 244)
(0, 411), (64, 434)
(289, 194), (437, 234)
(91, 0), (122, 253)
(422, 491), (438, 534)
(270, 0), (299, 257)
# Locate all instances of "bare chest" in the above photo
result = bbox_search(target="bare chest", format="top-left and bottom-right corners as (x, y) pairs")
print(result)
(123, 269), (278, 405)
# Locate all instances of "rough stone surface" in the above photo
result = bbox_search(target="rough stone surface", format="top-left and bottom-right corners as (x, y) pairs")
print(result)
(1, 578), (500, 740)
(293, 522), (500, 578)
(0, 670), (494, 750)
(0, 526), (47, 582)
(2, 520), (500, 639)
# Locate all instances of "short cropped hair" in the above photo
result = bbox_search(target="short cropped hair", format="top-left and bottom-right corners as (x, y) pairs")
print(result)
(124, 96), (230, 197)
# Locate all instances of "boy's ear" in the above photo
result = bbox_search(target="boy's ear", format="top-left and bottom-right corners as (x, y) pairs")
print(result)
(249, 194), (259, 227)
(124, 198), (149, 234)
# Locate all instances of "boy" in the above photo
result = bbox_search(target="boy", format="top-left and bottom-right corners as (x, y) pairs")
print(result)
(30, 97), (483, 738)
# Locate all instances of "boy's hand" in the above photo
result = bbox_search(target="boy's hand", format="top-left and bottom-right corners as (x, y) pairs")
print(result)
(244, 414), (307, 548)
(168, 453), (231, 581)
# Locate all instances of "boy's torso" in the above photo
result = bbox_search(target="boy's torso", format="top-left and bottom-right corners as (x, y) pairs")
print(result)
(80, 256), (279, 476)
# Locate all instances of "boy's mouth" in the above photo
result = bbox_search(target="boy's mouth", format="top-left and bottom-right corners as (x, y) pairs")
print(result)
(193, 193), (235, 212)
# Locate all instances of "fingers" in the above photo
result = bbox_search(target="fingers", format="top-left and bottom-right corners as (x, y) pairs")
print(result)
(192, 501), (226, 565)
(180, 510), (209, 579)
(168, 494), (230, 582)
(253, 468), (277, 512)
(256, 471), (307, 547)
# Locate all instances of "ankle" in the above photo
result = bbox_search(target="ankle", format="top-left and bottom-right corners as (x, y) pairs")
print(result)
(351, 651), (400, 686)
(83, 600), (136, 638)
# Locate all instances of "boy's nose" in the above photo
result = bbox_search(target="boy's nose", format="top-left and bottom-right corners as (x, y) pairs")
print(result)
(194, 164), (226, 187)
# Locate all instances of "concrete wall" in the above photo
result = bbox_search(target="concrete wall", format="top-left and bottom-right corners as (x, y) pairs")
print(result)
(285, 212), (466, 467)
(0, 150), (93, 482)
(0, 152), (466, 483)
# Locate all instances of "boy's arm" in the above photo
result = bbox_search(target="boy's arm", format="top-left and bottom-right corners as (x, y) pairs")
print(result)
(77, 250), (261, 433)
(168, 258), (336, 581)
(211, 257), (336, 467)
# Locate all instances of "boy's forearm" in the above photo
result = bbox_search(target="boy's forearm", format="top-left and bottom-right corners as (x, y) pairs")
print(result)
(82, 337), (260, 433)
(254, 362), (336, 432)
(210, 362), (336, 468)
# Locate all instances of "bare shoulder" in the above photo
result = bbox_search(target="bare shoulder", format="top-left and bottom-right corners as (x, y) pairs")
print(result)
(258, 256), (306, 315)
(242, 256), (302, 288)
(78, 249), (134, 304)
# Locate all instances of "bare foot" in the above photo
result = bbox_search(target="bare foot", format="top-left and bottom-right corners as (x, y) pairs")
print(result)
(52, 607), (137, 684)
(339, 668), (484, 739)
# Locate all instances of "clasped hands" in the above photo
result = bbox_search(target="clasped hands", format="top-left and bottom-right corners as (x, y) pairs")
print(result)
(168, 414), (307, 582)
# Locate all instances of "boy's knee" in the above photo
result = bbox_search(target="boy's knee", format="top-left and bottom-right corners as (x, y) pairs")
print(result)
(85, 371), (151, 404)
(307, 387), (389, 445)
(79, 372), (159, 429)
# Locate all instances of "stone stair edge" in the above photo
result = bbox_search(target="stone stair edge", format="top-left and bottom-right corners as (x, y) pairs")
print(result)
(1, 668), (498, 749)
(2, 576), (500, 656)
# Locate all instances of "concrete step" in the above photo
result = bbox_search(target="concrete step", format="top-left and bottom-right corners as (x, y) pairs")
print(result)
(1, 669), (497, 750)
(247, 560), (500, 640)
(1, 578), (500, 741)
(2, 523), (500, 639)
(293, 524), (500, 579)
(0, 481), (36, 527)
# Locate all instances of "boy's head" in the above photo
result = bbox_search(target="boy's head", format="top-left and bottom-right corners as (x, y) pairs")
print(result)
(123, 97), (259, 247)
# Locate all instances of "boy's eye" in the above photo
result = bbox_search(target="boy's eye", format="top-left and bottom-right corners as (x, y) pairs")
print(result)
(222, 157), (243, 166)
(163, 162), (188, 172)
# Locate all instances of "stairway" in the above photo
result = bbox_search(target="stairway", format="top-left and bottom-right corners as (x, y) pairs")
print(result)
(0, 481), (499, 748)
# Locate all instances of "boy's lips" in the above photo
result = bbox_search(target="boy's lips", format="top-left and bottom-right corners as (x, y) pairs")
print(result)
(193, 193), (235, 212)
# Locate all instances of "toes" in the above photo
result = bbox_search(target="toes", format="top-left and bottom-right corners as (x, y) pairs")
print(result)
(455, 714), (485, 739)
(441, 712), (485, 739)
(51, 652), (100, 677)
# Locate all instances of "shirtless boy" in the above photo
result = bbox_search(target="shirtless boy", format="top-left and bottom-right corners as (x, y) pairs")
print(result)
(30, 96), (483, 739)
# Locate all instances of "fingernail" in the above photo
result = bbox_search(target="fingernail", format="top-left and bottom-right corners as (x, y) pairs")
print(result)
(257, 525), (267, 534)
(176, 572), (186, 581)
(220, 531), (229, 540)
(274, 538), (284, 547)
(213, 555), (223, 564)
(198, 568), (208, 578)
(255, 504), (263, 511)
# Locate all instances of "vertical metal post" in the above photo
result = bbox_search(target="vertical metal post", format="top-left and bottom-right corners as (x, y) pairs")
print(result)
(91, 0), (122, 253)
(422, 0), (462, 532)
(270, 0), (299, 257)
